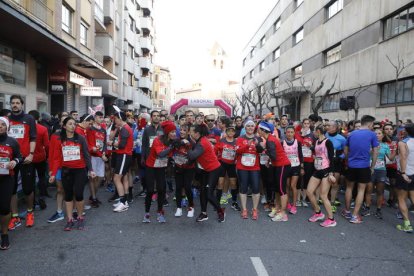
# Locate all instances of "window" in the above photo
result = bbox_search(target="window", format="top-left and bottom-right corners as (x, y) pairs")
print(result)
(294, 28), (304, 44)
(242, 76), (246, 85)
(381, 78), (414, 105)
(0, 43), (26, 86)
(272, 77), (279, 89)
(273, 18), (281, 32)
(243, 58), (246, 66)
(325, 44), (341, 65)
(250, 47), (255, 58)
(250, 70), (255, 78)
(322, 93), (340, 112)
(129, 15), (135, 32)
(128, 44), (134, 59)
(260, 36), (266, 47)
(128, 73), (134, 86)
(260, 60), (265, 71)
(80, 22), (88, 46)
(62, 3), (72, 34)
(384, 4), (414, 39)
(295, 0), (304, 8)
(273, 48), (280, 60)
(327, 0), (343, 19)
(293, 65), (302, 79)
(36, 61), (47, 92)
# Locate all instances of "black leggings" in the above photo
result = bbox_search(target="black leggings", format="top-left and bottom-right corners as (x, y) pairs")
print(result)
(145, 167), (166, 212)
(199, 166), (222, 213)
(62, 168), (88, 202)
(13, 163), (35, 195)
(175, 168), (194, 208)
(261, 165), (274, 202)
(0, 175), (14, 215)
(33, 161), (48, 197)
(299, 162), (314, 190)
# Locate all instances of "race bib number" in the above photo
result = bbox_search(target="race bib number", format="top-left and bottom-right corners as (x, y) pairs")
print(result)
(149, 136), (156, 147)
(62, 146), (81, 162)
(96, 139), (104, 150)
(260, 153), (269, 165)
(154, 157), (168, 168)
(222, 148), (236, 161)
(9, 125), (25, 139)
(174, 154), (188, 166)
(0, 157), (10, 175)
(241, 153), (256, 167)
(302, 147), (312, 158)
(375, 160), (385, 169)
(385, 156), (395, 165)
(288, 154), (300, 167)
(314, 157), (323, 170)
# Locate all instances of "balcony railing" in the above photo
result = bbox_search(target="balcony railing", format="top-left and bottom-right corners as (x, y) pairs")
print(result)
(5, 0), (54, 30)
(94, 48), (104, 66)
(95, 2), (104, 26)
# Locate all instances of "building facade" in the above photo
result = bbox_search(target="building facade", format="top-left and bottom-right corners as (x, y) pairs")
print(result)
(242, 0), (414, 122)
(0, 0), (154, 115)
(152, 65), (171, 110)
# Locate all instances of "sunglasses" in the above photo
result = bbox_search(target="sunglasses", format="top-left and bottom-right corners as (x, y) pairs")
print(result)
(207, 119), (215, 122)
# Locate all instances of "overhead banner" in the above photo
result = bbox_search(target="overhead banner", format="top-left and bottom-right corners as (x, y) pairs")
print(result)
(188, 99), (214, 107)
(170, 98), (232, 116)
(80, 86), (102, 97)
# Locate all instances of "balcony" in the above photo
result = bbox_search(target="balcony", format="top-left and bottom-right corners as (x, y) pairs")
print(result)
(140, 0), (153, 13)
(134, 63), (140, 79)
(140, 36), (153, 53)
(95, 34), (114, 60)
(94, 48), (104, 66)
(124, 27), (135, 44)
(140, 16), (153, 34)
(139, 57), (152, 70)
(138, 76), (152, 90)
(4, 0), (54, 31)
(124, 55), (135, 73)
(104, 0), (114, 24)
(136, 89), (152, 109)
(94, 79), (119, 98)
(125, 0), (136, 13)
(115, 11), (120, 30)
(114, 46), (120, 64)
(94, 2), (105, 31)
(123, 85), (133, 101)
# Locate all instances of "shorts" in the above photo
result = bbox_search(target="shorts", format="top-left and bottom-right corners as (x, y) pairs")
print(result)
(56, 169), (62, 181)
(371, 170), (387, 184)
(114, 154), (132, 176)
(395, 173), (414, 191)
(288, 166), (301, 177)
(346, 167), (371, 184)
(313, 168), (330, 179)
(274, 165), (291, 195)
(91, 156), (105, 178)
(219, 162), (237, 178)
(333, 158), (344, 174)
(386, 167), (397, 179)
(111, 153), (117, 169)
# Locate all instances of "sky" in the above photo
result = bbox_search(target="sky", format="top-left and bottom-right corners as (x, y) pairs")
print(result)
(153, 0), (277, 90)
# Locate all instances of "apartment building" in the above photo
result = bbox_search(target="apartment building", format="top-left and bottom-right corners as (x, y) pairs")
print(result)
(0, 0), (154, 115)
(152, 65), (172, 110)
(242, 0), (414, 121)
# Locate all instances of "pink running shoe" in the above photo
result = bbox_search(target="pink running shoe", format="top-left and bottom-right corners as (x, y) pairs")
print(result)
(320, 219), (337, 227)
(287, 203), (292, 211)
(289, 206), (297, 215)
(308, 213), (325, 222)
(152, 193), (157, 202)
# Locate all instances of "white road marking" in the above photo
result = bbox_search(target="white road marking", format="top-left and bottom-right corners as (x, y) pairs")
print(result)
(250, 257), (269, 276)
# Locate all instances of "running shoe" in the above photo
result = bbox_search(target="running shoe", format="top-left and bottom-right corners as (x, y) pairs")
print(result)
(287, 203), (292, 211)
(142, 213), (151, 223)
(331, 206), (337, 213)
(175, 208), (183, 217)
(73, 211), (78, 221)
(263, 203), (271, 212)
(8, 217), (21, 231)
(196, 213), (208, 222)
(137, 190), (146, 198)
(271, 213), (288, 222)
(38, 198), (47, 210)
(133, 176), (140, 184)
(252, 209), (258, 220)
(350, 201), (355, 209)
(84, 204), (91, 210)
(127, 193), (133, 204)
(90, 199), (99, 208)
(268, 208), (278, 218)
(341, 209), (352, 220)
(241, 209), (248, 219)
(157, 211), (166, 223)
(396, 211), (403, 220)
(231, 202), (241, 211)
(227, 193), (232, 200)
(295, 200), (302, 207)
(26, 212), (34, 227)
(187, 207), (194, 218)
(108, 193), (120, 202)
(152, 193), (158, 202)
(47, 212), (64, 223)
(64, 219), (74, 231)
(0, 234), (10, 250)
(301, 201), (309, 207)
(260, 195), (267, 204)
(289, 206), (297, 215)
(106, 183), (115, 193)
(349, 215), (363, 224)
(76, 217), (85, 230)
(163, 199), (169, 207)
(374, 209), (383, 219)
(361, 207), (371, 217)
(308, 213), (325, 222)
(217, 208), (225, 222)
(220, 196), (228, 205)
(396, 222), (413, 233)
(318, 199), (323, 205)
(113, 202), (129, 212)
(333, 199), (341, 206)
(320, 219), (337, 227)
(113, 201), (122, 208)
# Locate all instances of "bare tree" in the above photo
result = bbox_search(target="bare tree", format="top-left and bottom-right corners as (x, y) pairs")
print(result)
(386, 54), (414, 123)
(351, 85), (370, 120)
(285, 80), (304, 120)
(246, 82), (268, 117)
(300, 75), (337, 116)
(236, 89), (252, 116)
(266, 86), (283, 117)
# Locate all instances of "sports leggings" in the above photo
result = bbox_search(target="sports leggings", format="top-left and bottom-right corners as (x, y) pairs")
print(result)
(199, 166), (222, 213)
(175, 168), (194, 208)
(145, 167), (166, 212)
(62, 167), (88, 202)
(0, 175), (14, 215)
(13, 163), (35, 195)
(33, 161), (48, 197)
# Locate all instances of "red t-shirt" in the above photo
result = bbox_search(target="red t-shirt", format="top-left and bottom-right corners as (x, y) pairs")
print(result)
(33, 123), (49, 163)
(116, 124), (133, 155)
(215, 138), (237, 165)
(87, 125), (106, 157)
(194, 137), (221, 172)
(146, 137), (171, 168)
(8, 113), (37, 157)
(236, 135), (261, 171)
(267, 135), (291, 167)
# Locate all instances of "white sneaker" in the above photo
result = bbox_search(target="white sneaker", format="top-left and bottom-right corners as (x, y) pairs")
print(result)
(187, 207), (194, 218)
(113, 201), (121, 208)
(113, 202), (128, 212)
(84, 205), (91, 210)
(260, 195), (267, 204)
(301, 201), (309, 207)
(175, 208), (183, 217)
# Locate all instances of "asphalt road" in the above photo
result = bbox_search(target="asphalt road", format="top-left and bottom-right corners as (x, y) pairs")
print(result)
(1, 186), (414, 276)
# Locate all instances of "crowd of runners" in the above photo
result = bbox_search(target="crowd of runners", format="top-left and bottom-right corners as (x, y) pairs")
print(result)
(0, 94), (413, 250)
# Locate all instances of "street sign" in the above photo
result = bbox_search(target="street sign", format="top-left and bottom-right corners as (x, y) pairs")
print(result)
(80, 86), (102, 97)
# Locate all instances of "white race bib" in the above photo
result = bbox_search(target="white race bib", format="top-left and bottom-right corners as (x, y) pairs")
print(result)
(62, 146), (81, 162)
(241, 153), (256, 167)
(374, 160), (385, 169)
(96, 139), (104, 150)
(314, 157), (323, 170)
(149, 136), (156, 147)
(222, 148), (236, 161)
(9, 125), (25, 139)
(385, 156), (395, 165)
(154, 157), (168, 168)
(260, 153), (269, 165)
(174, 154), (188, 166)
(302, 147), (312, 158)
(288, 154), (300, 167)
(0, 157), (10, 175)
